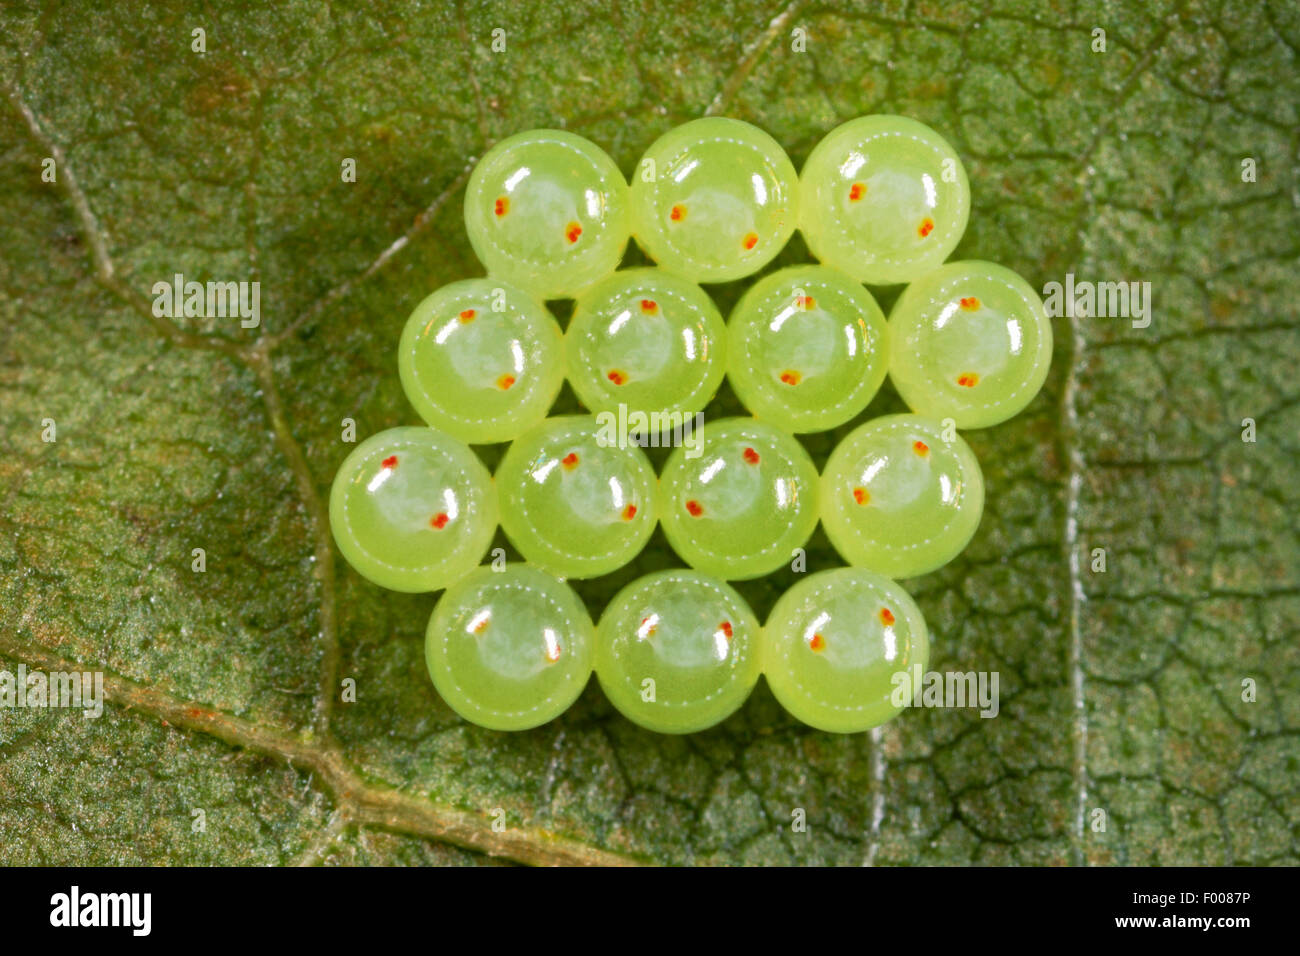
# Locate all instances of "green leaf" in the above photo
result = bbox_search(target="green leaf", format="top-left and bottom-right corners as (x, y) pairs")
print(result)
(2, 0), (1297, 865)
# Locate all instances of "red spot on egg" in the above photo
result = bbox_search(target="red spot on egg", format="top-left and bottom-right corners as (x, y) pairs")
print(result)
(853, 487), (869, 505)
(640, 299), (658, 314)
(607, 369), (627, 385)
(849, 182), (866, 201)
(809, 633), (825, 651)
(459, 309), (476, 322)
(685, 499), (703, 517)
(913, 441), (929, 457)
(669, 204), (685, 222)
(960, 296), (980, 310)
(622, 504), (637, 521)
(431, 512), (449, 530)
(798, 296), (816, 310)
(381, 455), (398, 469)
(719, 620), (733, 639)
(473, 617), (489, 634)
(562, 452), (579, 469)
(957, 372), (980, 388)
(640, 616), (658, 637)
(918, 218), (935, 238)
(880, 608), (895, 626)
(497, 374), (516, 390)
(565, 221), (582, 243)
(742, 447), (760, 465)
(544, 642), (562, 663)
(494, 197), (509, 217)
(742, 232), (758, 250)
(780, 370), (802, 386)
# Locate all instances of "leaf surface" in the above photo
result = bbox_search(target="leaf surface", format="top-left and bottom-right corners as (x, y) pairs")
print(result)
(1, 0), (1297, 865)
